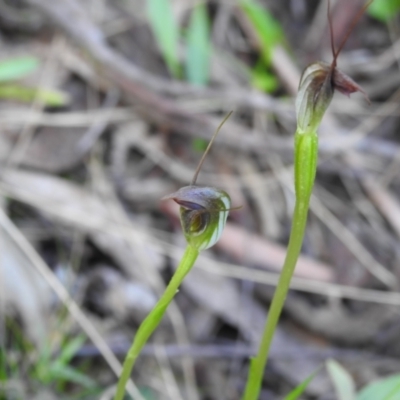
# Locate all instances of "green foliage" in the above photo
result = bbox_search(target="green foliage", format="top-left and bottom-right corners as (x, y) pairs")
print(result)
(284, 368), (320, 400)
(0, 347), (20, 383)
(327, 360), (400, 400)
(1, 317), (34, 385)
(1, 318), (96, 399)
(185, 3), (212, 150)
(185, 2), (211, 86)
(34, 335), (97, 390)
(0, 56), (38, 82)
(368, 0), (400, 22)
(145, 0), (282, 91)
(145, 0), (281, 92)
(327, 359), (356, 400)
(240, 0), (284, 65)
(239, 0), (284, 93)
(357, 374), (400, 400)
(0, 56), (68, 105)
(146, 0), (180, 77)
(192, 137), (208, 152)
(251, 60), (278, 93)
(0, 84), (69, 106)
(147, 0), (212, 85)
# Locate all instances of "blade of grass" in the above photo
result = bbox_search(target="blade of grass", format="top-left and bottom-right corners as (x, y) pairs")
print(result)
(185, 3), (211, 86)
(58, 335), (86, 366)
(240, 0), (285, 64)
(284, 367), (321, 400)
(327, 359), (356, 400)
(147, 0), (180, 78)
(251, 59), (279, 92)
(49, 363), (97, 389)
(0, 57), (39, 82)
(0, 84), (69, 106)
(357, 374), (400, 400)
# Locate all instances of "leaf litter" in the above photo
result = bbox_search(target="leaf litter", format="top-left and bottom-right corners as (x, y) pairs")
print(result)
(1, 0), (400, 399)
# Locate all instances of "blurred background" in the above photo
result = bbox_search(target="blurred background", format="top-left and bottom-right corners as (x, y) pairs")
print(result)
(1, 0), (400, 399)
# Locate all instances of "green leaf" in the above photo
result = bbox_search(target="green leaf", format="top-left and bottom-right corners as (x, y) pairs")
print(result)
(192, 137), (208, 152)
(357, 373), (400, 400)
(49, 363), (97, 389)
(252, 71), (278, 92)
(368, 0), (400, 22)
(58, 335), (86, 366)
(284, 367), (321, 400)
(0, 84), (69, 106)
(251, 60), (278, 92)
(0, 57), (39, 82)
(147, 0), (180, 78)
(35, 88), (69, 106)
(34, 343), (53, 383)
(185, 3), (211, 86)
(327, 359), (356, 400)
(240, 0), (285, 65)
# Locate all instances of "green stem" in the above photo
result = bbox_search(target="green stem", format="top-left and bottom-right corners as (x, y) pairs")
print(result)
(242, 130), (318, 400)
(114, 245), (199, 400)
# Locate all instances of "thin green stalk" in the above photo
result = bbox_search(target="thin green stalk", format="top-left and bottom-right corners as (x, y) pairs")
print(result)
(242, 130), (318, 400)
(241, 4), (368, 394)
(114, 111), (233, 399)
(114, 245), (199, 400)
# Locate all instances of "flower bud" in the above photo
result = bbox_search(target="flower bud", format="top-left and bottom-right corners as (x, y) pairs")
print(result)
(165, 186), (231, 250)
(296, 61), (367, 133)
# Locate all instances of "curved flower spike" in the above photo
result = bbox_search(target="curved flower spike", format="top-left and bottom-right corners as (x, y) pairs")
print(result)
(165, 185), (231, 250)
